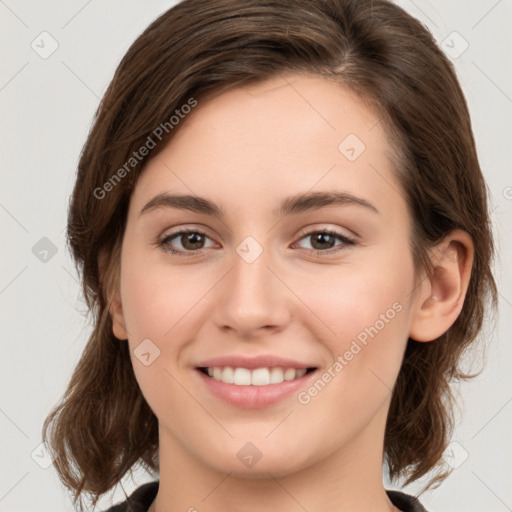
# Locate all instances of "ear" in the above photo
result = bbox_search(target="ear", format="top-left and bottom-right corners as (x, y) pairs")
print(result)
(409, 229), (474, 342)
(98, 248), (128, 341)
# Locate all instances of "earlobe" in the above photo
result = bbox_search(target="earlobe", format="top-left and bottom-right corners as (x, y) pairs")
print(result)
(99, 248), (129, 341)
(409, 230), (474, 342)
(109, 293), (129, 341)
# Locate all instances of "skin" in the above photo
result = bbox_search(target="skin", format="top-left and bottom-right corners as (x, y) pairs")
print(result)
(107, 72), (474, 512)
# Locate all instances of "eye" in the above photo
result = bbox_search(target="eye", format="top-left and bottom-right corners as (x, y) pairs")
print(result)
(293, 229), (356, 254)
(157, 227), (356, 257)
(158, 229), (215, 256)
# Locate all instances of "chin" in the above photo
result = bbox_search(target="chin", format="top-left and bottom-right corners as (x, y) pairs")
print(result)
(202, 447), (311, 479)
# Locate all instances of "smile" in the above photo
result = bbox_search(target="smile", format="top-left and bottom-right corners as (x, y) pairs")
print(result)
(199, 366), (316, 386)
(196, 366), (318, 409)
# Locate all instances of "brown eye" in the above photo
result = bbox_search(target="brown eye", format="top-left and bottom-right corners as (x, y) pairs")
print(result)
(157, 228), (356, 257)
(178, 232), (205, 250)
(309, 232), (337, 250)
(159, 229), (215, 255)
(295, 229), (356, 254)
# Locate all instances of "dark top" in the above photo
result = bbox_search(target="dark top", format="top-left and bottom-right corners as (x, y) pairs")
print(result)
(103, 480), (429, 511)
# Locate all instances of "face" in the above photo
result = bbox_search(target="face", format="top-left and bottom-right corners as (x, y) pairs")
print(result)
(111, 73), (424, 477)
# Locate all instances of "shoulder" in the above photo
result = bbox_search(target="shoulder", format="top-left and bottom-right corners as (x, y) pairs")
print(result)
(102, 481), (159, 512)
(386, 489), (430, 512)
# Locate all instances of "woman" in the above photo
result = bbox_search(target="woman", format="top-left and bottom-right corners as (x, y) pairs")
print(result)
(42, 1), (497, 511)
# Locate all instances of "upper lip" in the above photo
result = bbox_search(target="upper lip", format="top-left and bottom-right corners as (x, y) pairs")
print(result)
(195, 355), (318, 370)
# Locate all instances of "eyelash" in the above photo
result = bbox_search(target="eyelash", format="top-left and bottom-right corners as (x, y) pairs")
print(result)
(156, 228), (356, 257)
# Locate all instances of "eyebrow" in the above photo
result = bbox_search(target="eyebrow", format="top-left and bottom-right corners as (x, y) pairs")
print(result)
(138, 190), (379, 219)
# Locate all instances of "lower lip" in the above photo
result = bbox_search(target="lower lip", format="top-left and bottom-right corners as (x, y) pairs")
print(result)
(196, 369), (317, 409)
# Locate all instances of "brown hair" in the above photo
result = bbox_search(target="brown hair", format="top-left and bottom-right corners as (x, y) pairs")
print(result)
(42, 0), (498, 509)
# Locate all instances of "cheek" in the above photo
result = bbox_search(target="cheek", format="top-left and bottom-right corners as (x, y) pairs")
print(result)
(120, 250), (213, 341)
(309, 260), (412, 337)
(118, 257), (194, 414)
(118, 248), (219, 396)
(303, 249), (414, 385)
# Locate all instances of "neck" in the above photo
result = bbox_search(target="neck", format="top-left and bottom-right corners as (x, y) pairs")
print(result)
(150, 403), (400, 512)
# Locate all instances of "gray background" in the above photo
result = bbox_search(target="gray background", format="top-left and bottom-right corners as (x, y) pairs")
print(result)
(1, 1), (511, 511)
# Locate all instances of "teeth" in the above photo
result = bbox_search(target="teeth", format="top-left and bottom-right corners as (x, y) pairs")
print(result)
(269, 367), (284, 384)
(233, 367), (252, 385)
(204, 366), (309, 385)
(251, 368), (270, 386)
(221, 366), (234, 384)
(284, 368), (296, 381)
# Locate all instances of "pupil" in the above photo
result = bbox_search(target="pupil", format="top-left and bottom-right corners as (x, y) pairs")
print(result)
(313, 233), (334, 250)
(183, 232), (203, 249)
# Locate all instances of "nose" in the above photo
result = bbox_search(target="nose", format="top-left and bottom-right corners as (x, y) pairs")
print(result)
(212, 241), (292, 339)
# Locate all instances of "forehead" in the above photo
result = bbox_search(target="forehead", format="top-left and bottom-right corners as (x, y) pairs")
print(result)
(169, 73), (385, 156)
(131, 72), (405, 220)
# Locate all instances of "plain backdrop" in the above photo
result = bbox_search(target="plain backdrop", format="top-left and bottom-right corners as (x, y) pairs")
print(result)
(1, 1), (511, 511)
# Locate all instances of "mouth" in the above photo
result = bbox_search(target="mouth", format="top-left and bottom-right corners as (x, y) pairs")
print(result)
(195, 365), (319, 409)
(197, 366), (317, 386)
